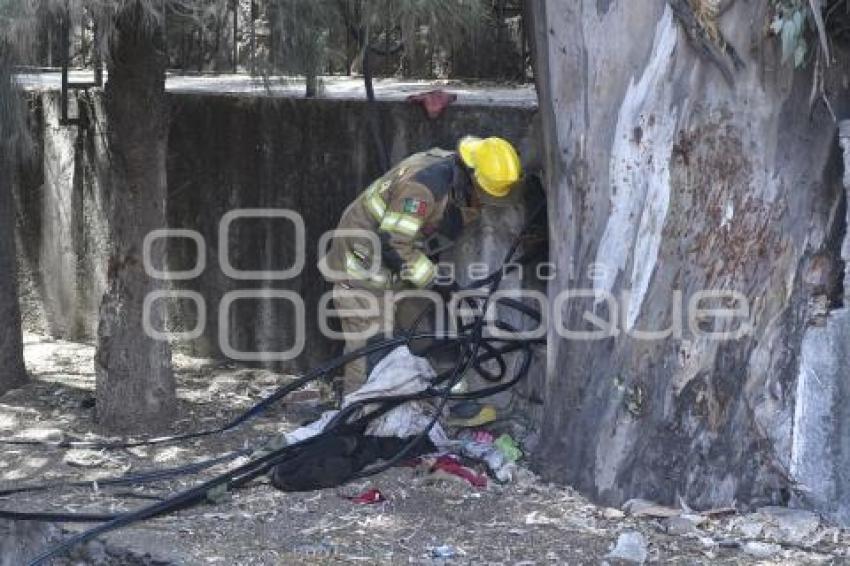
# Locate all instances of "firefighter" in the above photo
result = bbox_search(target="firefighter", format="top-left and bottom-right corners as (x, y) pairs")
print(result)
(322, 136), (522, 399)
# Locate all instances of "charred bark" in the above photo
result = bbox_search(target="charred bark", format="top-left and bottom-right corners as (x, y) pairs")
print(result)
(529, 0), (850, 520)
(96, 4), (176, 433)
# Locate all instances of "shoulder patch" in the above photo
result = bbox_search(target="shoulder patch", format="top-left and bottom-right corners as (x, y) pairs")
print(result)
(402, 197), (428, 217)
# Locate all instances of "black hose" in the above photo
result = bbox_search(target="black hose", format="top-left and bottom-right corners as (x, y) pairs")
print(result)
(0, 449), (251, 497)
(0, 509), (119, 523)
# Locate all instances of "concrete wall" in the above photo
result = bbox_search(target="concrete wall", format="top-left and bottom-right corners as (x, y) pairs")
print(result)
(791, 122), (850, 524)
(14, 90), (539, 376)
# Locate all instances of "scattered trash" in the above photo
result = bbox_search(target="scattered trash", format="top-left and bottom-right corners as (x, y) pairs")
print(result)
(406, 90), (457, 119)
(429, 455), (487, 488)
(494, 434), (522, 463)
(447, 402), (497, 428)
(344, 488), (385, 505)
(430, 544), (458, 559)
(453, 438), (515, 482)
(605, 531), (648, 564)
(449, 401), (484, 420)
(470, 430), (494, 444)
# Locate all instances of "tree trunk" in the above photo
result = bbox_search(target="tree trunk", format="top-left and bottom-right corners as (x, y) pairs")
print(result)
(529, 0), (850, 521)
(96, 4), (176, 433)
(305, 71), (318, 97)
(0, 155), (27, 396)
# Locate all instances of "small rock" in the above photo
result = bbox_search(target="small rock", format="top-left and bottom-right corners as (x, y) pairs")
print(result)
(603, 507), (626, 519)
(605, 531), (648, 564)
(742, 541), (781, 558)
(430, 545), (457, 559)
(291, 542), (335, 559)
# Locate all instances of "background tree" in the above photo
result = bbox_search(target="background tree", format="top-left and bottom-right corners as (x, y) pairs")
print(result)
(0, 0), (37, 396)
(2, 0), (207, 432)
(267, 0), (342, 97)
(359, 0), (488, 77)
(89, 0), (179, 433)
(341, 0), (488, 169)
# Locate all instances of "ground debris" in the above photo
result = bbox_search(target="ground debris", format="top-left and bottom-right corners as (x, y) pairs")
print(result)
(2, 335), (849, 564)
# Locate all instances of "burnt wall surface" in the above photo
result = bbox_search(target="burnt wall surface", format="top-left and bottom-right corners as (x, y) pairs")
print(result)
(14, 91), (538, 374)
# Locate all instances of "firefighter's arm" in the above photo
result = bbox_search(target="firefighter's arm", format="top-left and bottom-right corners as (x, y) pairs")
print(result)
(378, 183), (438, 288)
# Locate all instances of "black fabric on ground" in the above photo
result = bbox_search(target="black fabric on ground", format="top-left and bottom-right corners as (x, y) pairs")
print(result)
(269, 433), (435, 492)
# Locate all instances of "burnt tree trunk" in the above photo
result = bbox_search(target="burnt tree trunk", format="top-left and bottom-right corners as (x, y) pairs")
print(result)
(0, 153), (27, 396)
(529, 0), (850, 521)
(96, 4), (176, 433)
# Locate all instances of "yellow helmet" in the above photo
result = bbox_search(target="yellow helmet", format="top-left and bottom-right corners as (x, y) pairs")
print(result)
(458, 136), (522, 198)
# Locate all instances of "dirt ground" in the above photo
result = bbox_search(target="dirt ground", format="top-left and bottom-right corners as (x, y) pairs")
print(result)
(1, 334), (849, 565)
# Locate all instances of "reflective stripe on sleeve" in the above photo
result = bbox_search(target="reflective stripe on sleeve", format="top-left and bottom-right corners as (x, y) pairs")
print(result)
(362, 180), (389, 221)
(403, 253), (437, 288)
(345, 251), (389, 288)
(379, 212), (423, 237)
(364, 192), (387, 221)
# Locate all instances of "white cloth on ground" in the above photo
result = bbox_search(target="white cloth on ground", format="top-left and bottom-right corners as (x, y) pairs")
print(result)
(283, 346), (449, 448)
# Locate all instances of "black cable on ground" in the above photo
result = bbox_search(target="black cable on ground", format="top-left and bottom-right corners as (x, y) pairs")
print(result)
(0, 509), (119, 523)
(0, 448), (252, 497)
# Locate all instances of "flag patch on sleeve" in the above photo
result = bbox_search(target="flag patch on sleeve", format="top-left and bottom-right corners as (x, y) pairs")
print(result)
(402, 198), (428, 217)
